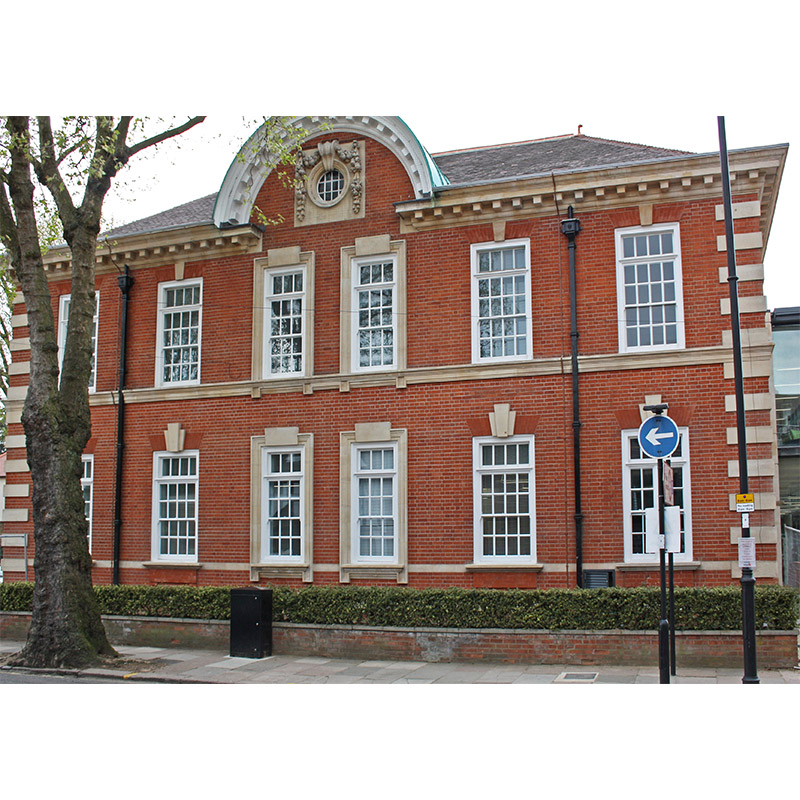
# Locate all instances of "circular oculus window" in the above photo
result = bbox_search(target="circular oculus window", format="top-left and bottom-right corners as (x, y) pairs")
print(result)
(316, 168), (346, 205)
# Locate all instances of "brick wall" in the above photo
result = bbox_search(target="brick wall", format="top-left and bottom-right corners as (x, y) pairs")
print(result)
(1, 132), (778, 590)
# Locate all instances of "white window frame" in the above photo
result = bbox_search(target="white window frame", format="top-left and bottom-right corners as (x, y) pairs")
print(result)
(250, 430), (314, 581)
(81, 454), (93, 552)
(261, 444), (307, 564)
(340, 238), (406, 376)
(351, 254), (398, 373)
(621, 428), (693, 563)
(470, 239), (533, 364)
(473, 435), (536, 564)
(151, 450), (199, 563)
(339, 426), (408, 582)
(350, 441), (399, 563)
(155, 279), (203, 387)
(58, 293), (99, 392)
(615, 223), (685, 353)
(263, 265), (308, 378)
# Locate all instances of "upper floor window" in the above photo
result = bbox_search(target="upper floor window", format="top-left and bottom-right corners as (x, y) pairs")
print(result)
(353, 256), (396, 371)
(471, 240), (532, 364)
(621, 428), (692, 563)
(340, 237), (406, 376)
(58, 293), (99, 391)
(265, 268), (306, 377)
(252, 250), (314, 382)
(473, 435), (536, 563)
(157, 280), (202, 386)
(616, 224), (685, 353)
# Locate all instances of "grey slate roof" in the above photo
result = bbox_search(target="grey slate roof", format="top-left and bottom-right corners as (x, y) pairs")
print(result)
(432, 134), (691, 185)
(104, 135), (692, 239)
(103, 193), (217, 238)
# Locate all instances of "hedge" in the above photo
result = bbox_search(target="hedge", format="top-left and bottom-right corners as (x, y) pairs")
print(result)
(1, 583), (798, 631)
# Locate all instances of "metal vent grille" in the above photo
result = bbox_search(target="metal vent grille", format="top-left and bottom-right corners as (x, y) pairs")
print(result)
(583, 569), (615, 588)
(554, 671), (598, 683)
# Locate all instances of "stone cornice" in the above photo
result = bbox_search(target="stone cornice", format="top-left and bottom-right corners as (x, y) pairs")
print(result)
(74, 345), (733, 409)
(396, 146), (788, 241)
(41, 223), (263, 281)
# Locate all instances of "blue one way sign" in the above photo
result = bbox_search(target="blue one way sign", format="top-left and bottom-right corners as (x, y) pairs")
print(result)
(638, 414), (680, 459)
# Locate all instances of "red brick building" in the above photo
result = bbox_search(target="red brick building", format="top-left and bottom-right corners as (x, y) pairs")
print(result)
(2, 116), (789, 589)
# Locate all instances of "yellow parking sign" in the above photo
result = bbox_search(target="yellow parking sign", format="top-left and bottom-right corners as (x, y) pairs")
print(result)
(736, 493), (755, 512)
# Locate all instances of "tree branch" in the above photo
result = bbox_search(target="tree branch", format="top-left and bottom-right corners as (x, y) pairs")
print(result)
(0, 142), (21, 270)
(35, 116), (77, 233)
(125, 116), (205, 159)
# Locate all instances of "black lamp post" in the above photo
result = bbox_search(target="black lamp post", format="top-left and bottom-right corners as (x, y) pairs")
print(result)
(717, 116), (759, 684)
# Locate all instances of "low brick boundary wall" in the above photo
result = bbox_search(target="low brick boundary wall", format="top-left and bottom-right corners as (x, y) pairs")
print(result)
(1, 612), (797, 668)
(270, 623), (798, 668)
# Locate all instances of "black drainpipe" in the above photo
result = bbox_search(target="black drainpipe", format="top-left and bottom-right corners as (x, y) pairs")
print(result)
(112, 265), (134, 585)
(561, 208), (583, 587)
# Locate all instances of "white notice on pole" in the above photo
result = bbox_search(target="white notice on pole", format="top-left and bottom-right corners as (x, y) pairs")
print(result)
(665, 506), (681, 553)
(738, 537), (756, 570)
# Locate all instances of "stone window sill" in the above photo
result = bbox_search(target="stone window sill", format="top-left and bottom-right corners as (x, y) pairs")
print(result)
(465, 563), (544, 572)
(616, 561), (701, 572)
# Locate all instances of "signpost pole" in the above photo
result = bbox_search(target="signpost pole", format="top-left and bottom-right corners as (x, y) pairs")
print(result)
(640, 404), (678, 685)
(668, 550), (676, 676)
(657, 456), (670, 684)
(664, 458), (676, 676)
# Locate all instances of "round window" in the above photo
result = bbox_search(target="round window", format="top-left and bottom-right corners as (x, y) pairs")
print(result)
(316, 168), (345, 204)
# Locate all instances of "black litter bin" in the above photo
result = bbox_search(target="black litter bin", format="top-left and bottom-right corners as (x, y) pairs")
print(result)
(230, 588), (273, 658)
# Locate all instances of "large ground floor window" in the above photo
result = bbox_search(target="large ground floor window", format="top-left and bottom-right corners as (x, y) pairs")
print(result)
(621, 429), (692, 562)
(473, 435), (536, 564)
(152, 451), (199, 562)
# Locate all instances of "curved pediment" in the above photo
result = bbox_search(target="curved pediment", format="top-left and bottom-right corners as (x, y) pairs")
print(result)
(212, 115), (448, 228)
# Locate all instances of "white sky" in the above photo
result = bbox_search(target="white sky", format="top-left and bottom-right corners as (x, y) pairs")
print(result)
(81, 0), (796, 312)
(7, 2), (797, 309)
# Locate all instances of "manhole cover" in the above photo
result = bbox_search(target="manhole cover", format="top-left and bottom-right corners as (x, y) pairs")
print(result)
(554, 671), (598, 683)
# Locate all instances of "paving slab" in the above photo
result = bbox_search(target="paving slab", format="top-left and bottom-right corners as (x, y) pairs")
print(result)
(1, 639), (797, 684)
(512, 674), (561, 684)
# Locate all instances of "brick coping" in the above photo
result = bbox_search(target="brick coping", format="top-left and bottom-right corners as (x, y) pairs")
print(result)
(2, 611), (796, 637)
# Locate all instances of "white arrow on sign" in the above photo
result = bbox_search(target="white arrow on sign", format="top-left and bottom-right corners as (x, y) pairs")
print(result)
(645, 428), (676, 447)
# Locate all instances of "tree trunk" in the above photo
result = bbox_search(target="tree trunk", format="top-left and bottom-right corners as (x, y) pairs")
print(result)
(10, 233), (115, 668)
(4, 117), (114, 668)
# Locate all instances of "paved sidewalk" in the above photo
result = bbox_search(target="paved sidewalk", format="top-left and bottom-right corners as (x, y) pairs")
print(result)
(2, 640), (798, 683)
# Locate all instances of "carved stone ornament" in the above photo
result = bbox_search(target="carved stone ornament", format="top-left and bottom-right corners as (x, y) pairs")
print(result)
(295, 140), (363, 221)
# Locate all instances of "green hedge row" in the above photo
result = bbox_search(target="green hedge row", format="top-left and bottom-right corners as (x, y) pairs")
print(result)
(1, 583), (798, 631)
